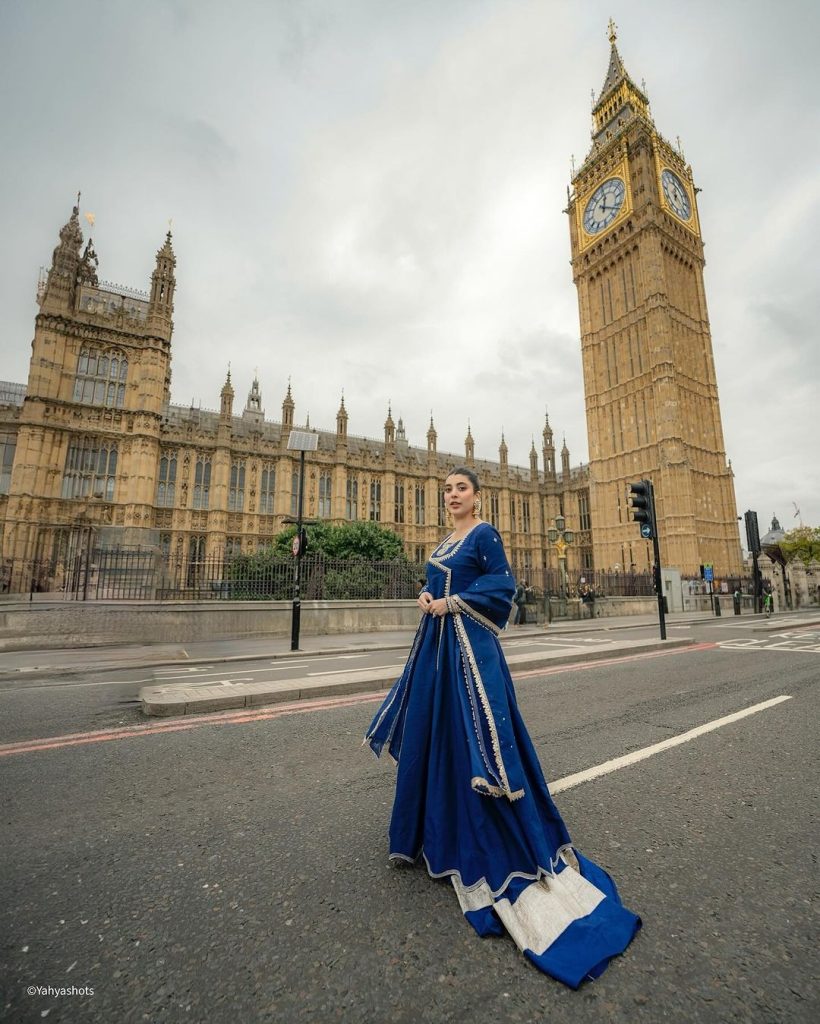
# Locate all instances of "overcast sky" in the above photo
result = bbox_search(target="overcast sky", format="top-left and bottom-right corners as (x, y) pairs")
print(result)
(1, 0), (818, 537)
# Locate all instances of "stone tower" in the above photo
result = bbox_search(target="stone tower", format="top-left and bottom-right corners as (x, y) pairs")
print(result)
(2, 200), (175, 562)
(567, 23), (742, 575)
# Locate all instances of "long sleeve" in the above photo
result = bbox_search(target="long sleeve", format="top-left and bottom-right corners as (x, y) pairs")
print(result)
(450, 524), (515, 631)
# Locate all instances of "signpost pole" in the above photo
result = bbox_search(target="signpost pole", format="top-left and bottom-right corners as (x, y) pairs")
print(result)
(291, 449), (305, 652)
(286, 430), (319, 652)
(649, 483), (666, 640)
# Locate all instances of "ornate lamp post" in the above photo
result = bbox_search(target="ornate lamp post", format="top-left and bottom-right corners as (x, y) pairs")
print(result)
(547, 514), (575, 602)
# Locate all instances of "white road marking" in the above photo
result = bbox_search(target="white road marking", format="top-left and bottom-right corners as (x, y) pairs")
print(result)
(523, 638), (611, 647)
(718, 635), (820, 653)
(550, 695), (793, 794)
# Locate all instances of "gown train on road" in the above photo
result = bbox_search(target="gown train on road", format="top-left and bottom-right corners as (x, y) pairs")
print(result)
(364, 521), (640, 988)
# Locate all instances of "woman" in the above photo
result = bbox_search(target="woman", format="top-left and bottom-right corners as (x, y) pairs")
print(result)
(364, 467), (640, 988)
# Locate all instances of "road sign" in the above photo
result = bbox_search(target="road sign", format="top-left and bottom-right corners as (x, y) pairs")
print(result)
(704, 564), (714, 582)
(640, 523), (652, 539)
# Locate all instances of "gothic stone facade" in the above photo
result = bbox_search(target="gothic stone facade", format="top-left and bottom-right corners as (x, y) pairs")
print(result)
(566, 26), (742, 576)
(0, 205), (592, 580)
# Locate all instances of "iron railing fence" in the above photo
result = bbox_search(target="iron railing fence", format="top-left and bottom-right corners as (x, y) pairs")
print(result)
(5, 550), (742, 603)
(510, 566), (657, 599)
(161, 553), (426, 602)
(0, 550), (428, 602)
(681, 574), (755, 596)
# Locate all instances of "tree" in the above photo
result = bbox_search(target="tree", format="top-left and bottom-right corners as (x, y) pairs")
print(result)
(223, 521), (416, 600)
(271, 521), (407, 561)
(778, 525), (820, 565)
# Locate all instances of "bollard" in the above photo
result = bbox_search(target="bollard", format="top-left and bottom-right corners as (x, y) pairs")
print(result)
(714, 595), (721, 616)
(733, 592), (741, 615)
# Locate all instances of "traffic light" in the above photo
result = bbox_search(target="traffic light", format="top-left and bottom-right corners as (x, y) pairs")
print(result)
(744, 510), (761, 555)
(628, 479), (655, 539)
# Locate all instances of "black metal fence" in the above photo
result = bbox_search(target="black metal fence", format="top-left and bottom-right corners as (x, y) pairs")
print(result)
(5, 549), (746, 604)
(510, 566), (656, 599)
(0, 550), (427, 602)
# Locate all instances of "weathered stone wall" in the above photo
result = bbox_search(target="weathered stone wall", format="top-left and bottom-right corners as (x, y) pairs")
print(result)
(0, 599), (422, 651)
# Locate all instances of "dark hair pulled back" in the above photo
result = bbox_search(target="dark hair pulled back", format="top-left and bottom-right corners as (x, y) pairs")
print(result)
(446, 465), (480, 491)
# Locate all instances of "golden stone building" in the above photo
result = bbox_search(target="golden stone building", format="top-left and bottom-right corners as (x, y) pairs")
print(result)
(567, 24), (742, 575)
(0, 203), (592, 586)
(1, 28), (746, 587)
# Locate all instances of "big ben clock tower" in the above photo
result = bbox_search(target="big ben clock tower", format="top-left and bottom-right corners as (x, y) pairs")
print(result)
(567, 22), (742, 576)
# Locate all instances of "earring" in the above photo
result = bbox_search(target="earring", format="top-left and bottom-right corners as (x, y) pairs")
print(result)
(472, 497), (482, 518)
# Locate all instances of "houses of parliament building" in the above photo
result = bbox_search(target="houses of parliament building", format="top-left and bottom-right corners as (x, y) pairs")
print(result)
(0, 27), (742, 584)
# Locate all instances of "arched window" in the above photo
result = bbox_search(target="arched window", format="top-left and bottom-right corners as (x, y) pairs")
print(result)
(61, 437), (118, 500)
(192, 457), (211, 509)
(73, 347), (128, 408)
(229, 462), (245, 512)
(260, 465), (276, 514)
(489, 492), (500, 528)
(394, 481), (405, 524)
(290, 471), (300, 516)
(414, 484), (425, 525)
(156, 452), (177, 507)
(369, 480), (381, 522)
(346, 478), (358, 520)
(318, 471), (332, 518)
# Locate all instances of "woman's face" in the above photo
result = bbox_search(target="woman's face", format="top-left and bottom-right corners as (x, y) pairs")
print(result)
(444, 474), (478, 516)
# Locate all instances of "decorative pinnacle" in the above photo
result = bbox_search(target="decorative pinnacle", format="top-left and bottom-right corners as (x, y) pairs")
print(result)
(607, 17), (617, 44)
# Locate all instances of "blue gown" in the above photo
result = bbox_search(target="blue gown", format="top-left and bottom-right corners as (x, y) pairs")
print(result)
(364, 521), (640, 988)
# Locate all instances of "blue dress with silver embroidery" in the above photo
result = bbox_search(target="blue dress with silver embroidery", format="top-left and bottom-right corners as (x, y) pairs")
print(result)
(364, 521), (640, 988)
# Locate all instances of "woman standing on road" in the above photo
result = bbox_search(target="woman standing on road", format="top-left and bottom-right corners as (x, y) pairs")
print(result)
(364, 467), (640, 988)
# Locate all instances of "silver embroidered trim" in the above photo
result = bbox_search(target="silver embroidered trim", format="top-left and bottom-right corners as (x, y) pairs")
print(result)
(364, 618), (425, 746)
(386, 848), (581, 903)
(453, 611), (518, 800)
(450, 594), (501, 636)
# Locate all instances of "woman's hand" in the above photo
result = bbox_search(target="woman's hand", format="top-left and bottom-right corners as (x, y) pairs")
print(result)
(417, 591), (433, 613)
(425, 597), (449, 618)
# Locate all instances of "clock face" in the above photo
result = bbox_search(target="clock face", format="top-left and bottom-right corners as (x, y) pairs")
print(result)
(582, 177), (626, 235)
(661, 168), (692, 220)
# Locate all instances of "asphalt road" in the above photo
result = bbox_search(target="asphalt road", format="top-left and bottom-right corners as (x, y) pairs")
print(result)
(1, 627), (818, 1023)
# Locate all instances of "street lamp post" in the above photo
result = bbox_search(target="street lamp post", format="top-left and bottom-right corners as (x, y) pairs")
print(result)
(287, 429), (319, 651)
(547, 514), (575, 611)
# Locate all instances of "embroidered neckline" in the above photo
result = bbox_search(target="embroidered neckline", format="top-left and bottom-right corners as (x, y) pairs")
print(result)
(432, 521), (485, 560)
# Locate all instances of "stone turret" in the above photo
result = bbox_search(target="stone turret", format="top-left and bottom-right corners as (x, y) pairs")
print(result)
(542, 409), (556, 481)
(336, 394), (348, 440)
(39, 197), (83, 314)
(282, 381), (294, 431)
(427, 415), (437, 454)
(147, 230), (176, 338)
(243, 374), (264, 426)
(220, 368), (234, 420)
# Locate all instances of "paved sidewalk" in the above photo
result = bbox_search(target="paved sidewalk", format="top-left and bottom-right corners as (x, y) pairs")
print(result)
(138, 632), (698, 717)
(2, 608), (819, 686)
